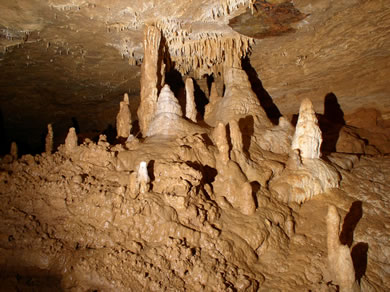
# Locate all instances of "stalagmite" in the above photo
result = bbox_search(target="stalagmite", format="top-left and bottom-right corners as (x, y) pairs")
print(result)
(123, 93), (129, 104)
(137, 161), (150, 194)
(148, 84), (201, 137)
(213, 122), (229, 161)
(205, 81), (222, 120)
(185, 78), (197, 122)
(327, 205), (360, 292)
(205, 66), (272, 129)
(65, 127), (78, 153)
(45, 123), (53, 154)
(213, 122), (256, 215)
(209, 81), (220, 104)
(229, 120), (243, 152)
(155, 84), (182, 117)
(292, 98), (322, 159)
(116, 93), (132, 138)
(10, 142), (18, 160)
(137, 25), (163, 136)
(269, 104), (340, 203)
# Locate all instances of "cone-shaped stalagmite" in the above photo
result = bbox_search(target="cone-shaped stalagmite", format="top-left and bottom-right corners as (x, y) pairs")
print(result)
(147, 84), (186, 136)
(185, 78), (197, 122)
(45, 123), (53, 154)
(65, 127), (78, 153)
(116, 93), (132, 138)
(137, 25), (163, 136)
(292, 98), (322, 159)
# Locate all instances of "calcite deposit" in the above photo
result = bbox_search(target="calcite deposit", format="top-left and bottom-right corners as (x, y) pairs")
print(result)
(0, 1), (390, 291)
(116, 93), (132, 139)
(45, 123), (53, 154)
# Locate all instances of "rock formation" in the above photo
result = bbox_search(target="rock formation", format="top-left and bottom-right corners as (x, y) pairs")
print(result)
(204, 81), (222, 120)
(0, 2), (389, 290)
(64, 127), (78, 153)
(147, 84), (204, 137)
(212, 122), (256, 215)
(327, 205), (360, 292)
(185, 77), (197, 123)
(270, 98), (340, 203)
(10, 142), (18, 160)
(45, 123), (53, 154)
(137, 25), (163, 136)
(205, 66), (272, 129)
(137, 161), (150, 194)
(291, 98), (322, 159)
(116, 93), (132, 138)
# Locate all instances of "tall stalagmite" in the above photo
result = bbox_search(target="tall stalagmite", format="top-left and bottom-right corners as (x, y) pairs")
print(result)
(65, 127), (78, 153)
(185, 78), (197, 122)
(116, 93), (132, 138)
(45, 123), (53, 154)
(137, 25), (163, 136)
(212, 122), (256, 215)
(327, 205), (360, 292)
(292, 98), (322, 159)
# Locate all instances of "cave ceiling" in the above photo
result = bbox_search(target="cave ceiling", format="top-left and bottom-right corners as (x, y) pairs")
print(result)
(0, 0), (389, 152)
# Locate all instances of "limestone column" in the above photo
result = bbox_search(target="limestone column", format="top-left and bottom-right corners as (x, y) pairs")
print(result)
(137, 25), (163, 136)
(185, 78), (197, 122)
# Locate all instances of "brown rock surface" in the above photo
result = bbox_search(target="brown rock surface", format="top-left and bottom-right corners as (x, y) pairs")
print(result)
(0, 1), (390, 291)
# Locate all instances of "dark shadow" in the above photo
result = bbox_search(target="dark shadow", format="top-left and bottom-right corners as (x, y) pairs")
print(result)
(340, 201), (363, 247)
(351, 242), (369, 283)
(193, 79), (209, 119)
(319, 93), (345, 154)
(102, 124), (116, 145)
(225, 123), (233, 152)
(71, 117), (80, 134)
(165, 69), (185, 102)
(0, 108), (7, 155)
(291, 114), (298, 127)
(206, 74), (214, 96)
(251, 181), (260, 208)
(186, 161), (218, 186)
(324, 93), (345, 125)
(238, 115), (254, 154)
(241, 56), (282, 124)
(200, 133), (214, 147)
(0, 267), (63, 292)
(147, 160), (155, 182)
(132, 120), (141, 138)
